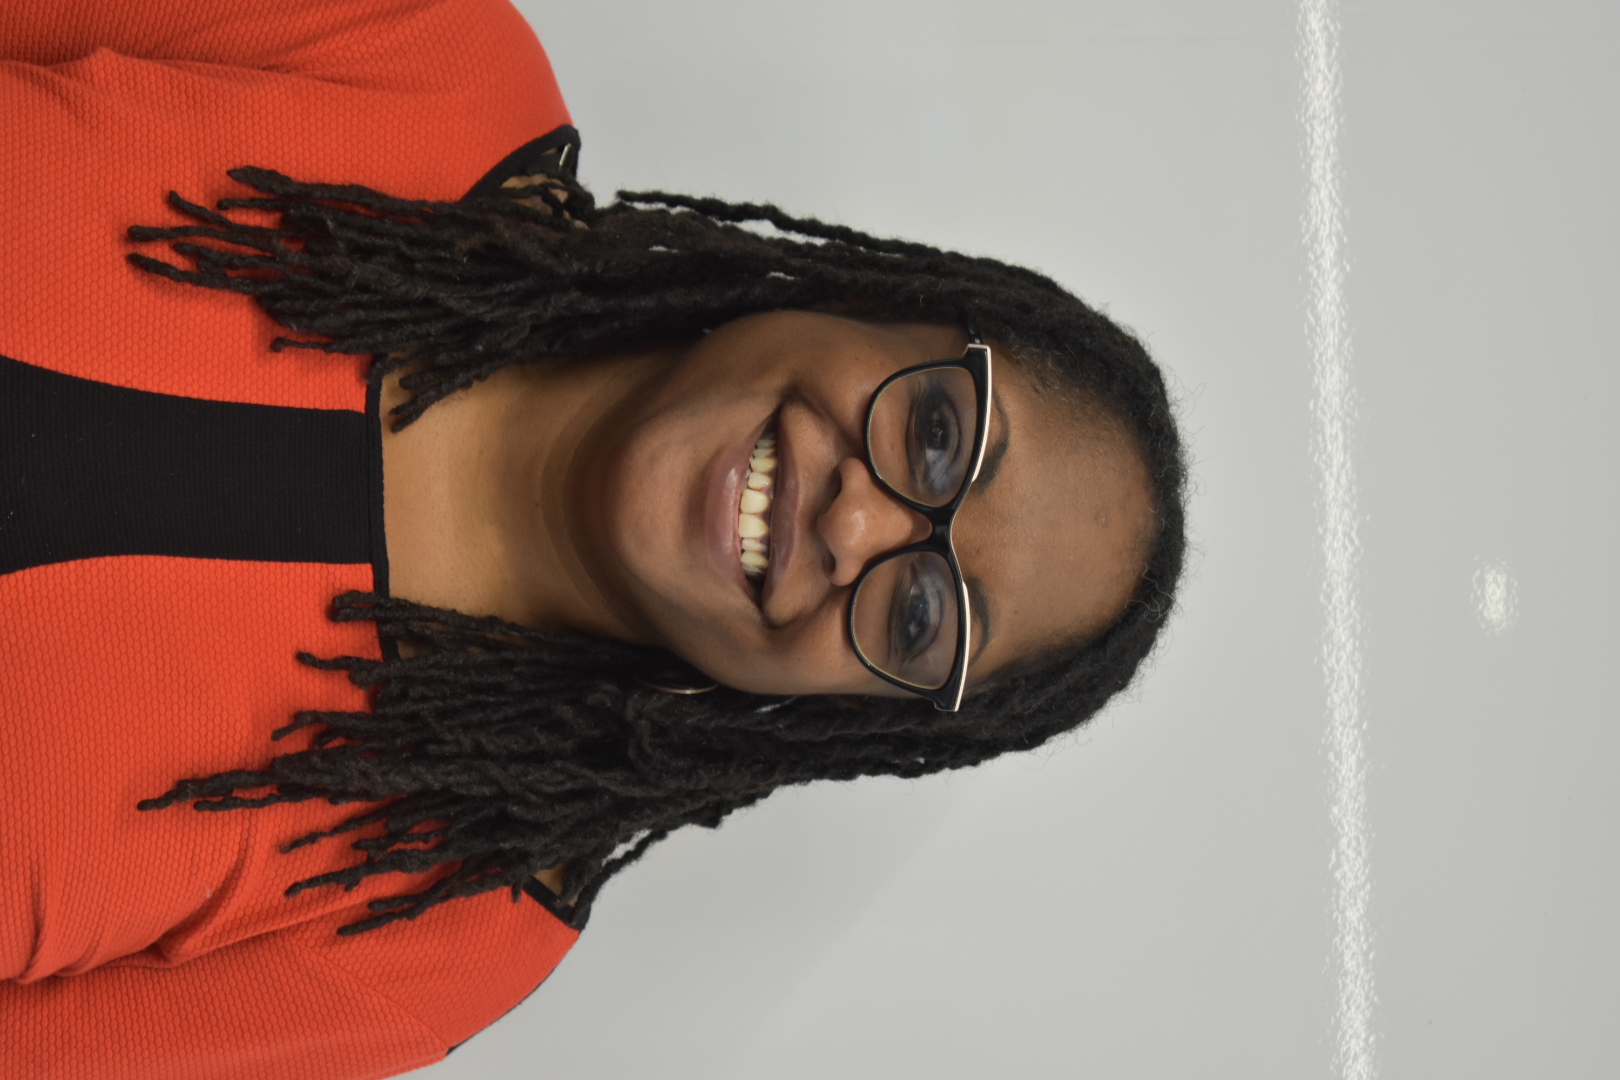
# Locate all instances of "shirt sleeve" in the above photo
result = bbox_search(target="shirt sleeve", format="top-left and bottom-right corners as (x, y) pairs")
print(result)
(0, 0), (510, 82)
(0, 0), (569, 407)
(0, 925), (447, 1080)
(0, 889), (578, 1080)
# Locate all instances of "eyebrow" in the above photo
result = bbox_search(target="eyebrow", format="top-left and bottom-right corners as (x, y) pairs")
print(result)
(975, 391), (1012, 488)
(965, 392), (1009, 665)
(967, 574), (995, 666)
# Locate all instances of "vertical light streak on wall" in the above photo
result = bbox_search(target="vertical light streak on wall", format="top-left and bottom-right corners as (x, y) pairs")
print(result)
(1299, 2), (1375, 1079)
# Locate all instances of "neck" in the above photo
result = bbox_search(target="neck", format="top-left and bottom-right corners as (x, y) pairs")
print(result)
(380, 350), (673, 642)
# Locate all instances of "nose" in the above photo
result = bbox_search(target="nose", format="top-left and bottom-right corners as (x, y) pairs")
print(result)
(817, 457), (930, 587)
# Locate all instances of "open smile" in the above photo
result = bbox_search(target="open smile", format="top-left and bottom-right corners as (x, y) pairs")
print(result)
(705, 409), (786, 612)
(737, 420), (777, 585)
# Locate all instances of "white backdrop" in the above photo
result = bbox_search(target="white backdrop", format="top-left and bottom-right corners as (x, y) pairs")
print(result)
(418, 1), (1619, 1076)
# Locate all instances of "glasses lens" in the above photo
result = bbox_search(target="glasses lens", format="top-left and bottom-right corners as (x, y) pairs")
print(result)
(850, 551), (962, 690)
(868, 367), (979, 508)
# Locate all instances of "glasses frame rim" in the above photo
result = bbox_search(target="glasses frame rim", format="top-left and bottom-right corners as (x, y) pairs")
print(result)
(847, 334), (992, 712)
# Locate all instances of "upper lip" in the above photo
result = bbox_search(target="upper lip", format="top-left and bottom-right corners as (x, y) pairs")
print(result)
(759, 418), (798, 618)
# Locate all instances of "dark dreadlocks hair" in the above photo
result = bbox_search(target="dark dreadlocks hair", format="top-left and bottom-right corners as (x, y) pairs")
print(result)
(129, 162), (1188, 933)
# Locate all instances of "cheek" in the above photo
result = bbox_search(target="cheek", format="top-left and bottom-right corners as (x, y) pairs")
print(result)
(673, 606), (877, 696)
(600, 431), (685, 559)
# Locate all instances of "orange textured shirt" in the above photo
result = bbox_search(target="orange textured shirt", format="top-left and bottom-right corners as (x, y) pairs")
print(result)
(0, 2), (579, 1077)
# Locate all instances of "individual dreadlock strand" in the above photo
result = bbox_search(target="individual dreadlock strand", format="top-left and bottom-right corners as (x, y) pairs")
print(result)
(613, 190), (962, 262)
(130, 170), (1187, 932)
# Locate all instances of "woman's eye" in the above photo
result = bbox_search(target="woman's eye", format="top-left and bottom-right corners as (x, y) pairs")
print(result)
(888, 563), (943, 661)
(907, 382), (964, 499)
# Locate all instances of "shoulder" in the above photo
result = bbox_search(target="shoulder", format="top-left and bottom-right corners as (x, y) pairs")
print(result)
(288, 884), (582, 1049)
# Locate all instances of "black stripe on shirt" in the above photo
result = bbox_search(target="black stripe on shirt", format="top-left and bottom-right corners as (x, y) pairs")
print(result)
(0, 353), (371, 574)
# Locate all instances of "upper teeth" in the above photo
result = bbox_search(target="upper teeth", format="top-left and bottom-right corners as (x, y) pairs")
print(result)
(739, 428), (776, 577)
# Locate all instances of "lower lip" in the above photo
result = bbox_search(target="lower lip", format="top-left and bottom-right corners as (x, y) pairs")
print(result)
(705, 415), (773, 603)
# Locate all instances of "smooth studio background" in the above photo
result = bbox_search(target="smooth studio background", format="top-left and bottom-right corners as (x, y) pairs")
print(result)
(420, 1), (1619, 1076)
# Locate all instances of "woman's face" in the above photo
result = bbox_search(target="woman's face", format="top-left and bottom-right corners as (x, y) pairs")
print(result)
(581, 311), (1155, 697)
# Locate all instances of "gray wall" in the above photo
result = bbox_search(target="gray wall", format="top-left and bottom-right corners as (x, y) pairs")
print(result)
(419, 1), (1619, 1076)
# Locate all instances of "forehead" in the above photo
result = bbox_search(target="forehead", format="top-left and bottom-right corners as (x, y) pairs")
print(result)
(952, 357), (1154, 683)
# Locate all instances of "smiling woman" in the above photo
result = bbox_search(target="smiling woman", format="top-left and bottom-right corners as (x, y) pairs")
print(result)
(123, 169), (1183, 921)
(398, 312), (1154, 703)
(0, 0), (1185, 1076)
